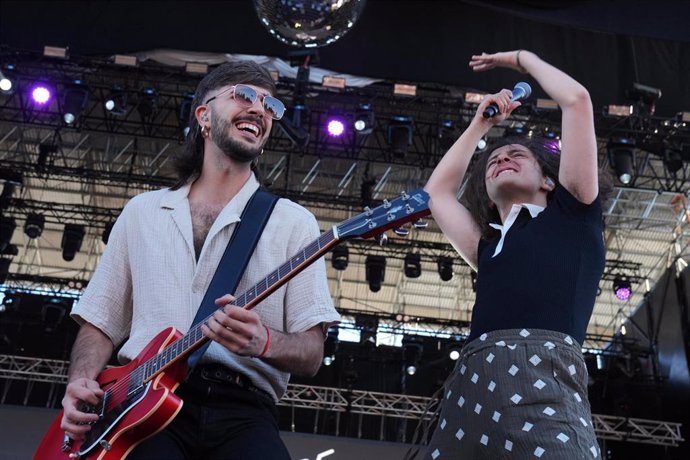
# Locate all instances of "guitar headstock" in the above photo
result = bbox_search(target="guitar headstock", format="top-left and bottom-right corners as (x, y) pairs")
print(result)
(336, 188), (430, 240)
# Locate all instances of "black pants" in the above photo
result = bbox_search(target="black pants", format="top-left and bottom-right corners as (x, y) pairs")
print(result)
(128, 367), (291, 460)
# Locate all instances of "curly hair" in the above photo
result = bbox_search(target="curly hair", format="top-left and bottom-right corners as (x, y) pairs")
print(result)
(462, 136), (612, 239)
(171, 61), (276, 190)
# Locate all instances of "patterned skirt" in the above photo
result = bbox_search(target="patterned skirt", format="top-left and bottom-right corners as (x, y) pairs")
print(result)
(422, 329), (600, 459)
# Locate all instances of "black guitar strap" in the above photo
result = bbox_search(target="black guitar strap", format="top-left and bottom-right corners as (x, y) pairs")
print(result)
(187, 188), (278, 368)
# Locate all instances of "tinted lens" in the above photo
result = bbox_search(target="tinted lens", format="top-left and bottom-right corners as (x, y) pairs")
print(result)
(263, 96), (285, 120)
(233, 85), (257, 105)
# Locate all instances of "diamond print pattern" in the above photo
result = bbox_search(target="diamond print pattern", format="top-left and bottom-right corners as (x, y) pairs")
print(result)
(557, 433), (570, 443)
(565, 335), (574, 345)
(522, 421), (533, 432)
(520, 329), (530, 337)
(511, 393), (523, 404)
(480, 434), (489, 445)
(543, 407), (556, 416)
(486, 352), (495, 363)
(446, 390), (452, 399)
(492, 411), (501, 422)
(460, 364), (466, 375)
(534, 446), (545, 457)
(505, 440), (513, 451)
(474, 403), (482, 414)
(574, 392), (582, 402)
(432, 448), (440, 459)
(440, 418), (447, 430)
(456, 428), (464, 440)
(471, 373), (479, 384)
(508, 344), (517, 350)
(533, 379), (546, 389)
(488, 381), (496, 392)
(568, 364), (577, 375)
(479, 333), (488, 341)
(590, 446), (598, 457)
(458, 396), (465, 407)
(508, 365), (519, 376)
(495, 340), (506, 347)
(580, 417), (588, 427)
(543, 341), (556, 349)
(529, 354), (542, 366)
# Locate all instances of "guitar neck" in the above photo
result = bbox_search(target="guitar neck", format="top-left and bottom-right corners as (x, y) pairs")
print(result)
(138, 228), (340, 382)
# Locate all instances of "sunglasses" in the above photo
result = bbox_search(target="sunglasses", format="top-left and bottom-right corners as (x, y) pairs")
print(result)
(204, 84), (285, 120)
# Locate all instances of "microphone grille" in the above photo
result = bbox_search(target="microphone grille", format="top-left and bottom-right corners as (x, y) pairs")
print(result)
(514, 81), (532, 98)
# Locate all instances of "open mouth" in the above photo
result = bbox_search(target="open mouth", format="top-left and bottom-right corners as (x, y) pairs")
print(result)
(235, 121), (261, 138)
(494, 168), (517, 178)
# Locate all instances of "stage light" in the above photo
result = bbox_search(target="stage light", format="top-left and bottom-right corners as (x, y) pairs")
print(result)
(355, 315), (379, 347)
(31, 84), (52, 105)
(105, 86), (128, 116)
(394, 83), (416, 97)
(331, 245), (348, 271)
(607, 138), (635, 185)
(24, 213), (44, 239)
(43, 46), (68, 59)
(464, 91), (485, 104)
(137, 87), (158, 118)
(402, 336), (423, 376)
(354, 104), (374, 135)
(447, 337), (463, 360)
(437, 256), (453, 281)
(326, 117), (346, 137)
(0, 70), (12, 93)
(404, 253), (421, 278)
(41, 298), (68, 333)
(627, 82), (662, 116)
(365, 255), (386, 292)
(0, 217), (16, 252)
(38, 143), (57, 171)
(536, 98), (558, 110)
(62, 80), (89, 125)
(113, 54), (138, 67)
(61, 224), (85, 261)
(323, 327), (339, 366)
(476, 137), (487, 152)
(388, 116), (413, 158)
(102, 220), (115, 244)
(178, 92), (194, 137)
(613, 276), (632, 301)
(664, 148), (683, 174)
(604, 104), (634, 117)
(322, 75), (346, 89)
(504, 126), (527, 137)
(185, 62), (208, 75)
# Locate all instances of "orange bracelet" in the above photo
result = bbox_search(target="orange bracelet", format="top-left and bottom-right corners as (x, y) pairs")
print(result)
(258, 325), (270, 358)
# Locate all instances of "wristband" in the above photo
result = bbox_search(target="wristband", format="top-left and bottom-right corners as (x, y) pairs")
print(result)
(258, 325), (270, 358)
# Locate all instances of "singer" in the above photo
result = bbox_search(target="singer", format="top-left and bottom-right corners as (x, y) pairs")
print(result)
(420, 50), (611, 458)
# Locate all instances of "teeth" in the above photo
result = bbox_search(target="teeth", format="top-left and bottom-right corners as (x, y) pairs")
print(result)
(496, 169), (515, 177)
(237, 122), (260, 136)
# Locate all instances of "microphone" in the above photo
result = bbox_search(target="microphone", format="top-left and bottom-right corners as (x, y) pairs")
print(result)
(482, 82), (532, 118)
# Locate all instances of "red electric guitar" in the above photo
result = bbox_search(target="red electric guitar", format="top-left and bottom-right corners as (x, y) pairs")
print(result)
(34, 189), (430, 459)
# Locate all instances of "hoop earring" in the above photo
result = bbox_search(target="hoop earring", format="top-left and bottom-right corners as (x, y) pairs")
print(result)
(201, 125), (210, 138)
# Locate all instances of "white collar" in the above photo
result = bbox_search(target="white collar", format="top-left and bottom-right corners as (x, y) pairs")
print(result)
(488, 203), (545, 257)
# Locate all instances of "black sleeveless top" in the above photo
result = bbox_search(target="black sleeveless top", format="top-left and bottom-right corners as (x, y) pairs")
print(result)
(467, 186), (604, 345)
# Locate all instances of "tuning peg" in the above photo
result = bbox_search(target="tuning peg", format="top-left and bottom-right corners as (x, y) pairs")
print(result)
(400, 191), (410, 200)
(382, 199), (391, 209)
(364, 206), (373, 216)
(393, 226), (410, 236)
(375, 233), (389, 246)
(412, 219), (428, 229)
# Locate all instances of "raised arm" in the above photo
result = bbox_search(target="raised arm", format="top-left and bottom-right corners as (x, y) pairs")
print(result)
(470, 50), (598, 204)
(425, 90), (520, 269)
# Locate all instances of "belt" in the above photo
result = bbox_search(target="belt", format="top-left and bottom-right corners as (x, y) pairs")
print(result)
(189, 364), (273, 402)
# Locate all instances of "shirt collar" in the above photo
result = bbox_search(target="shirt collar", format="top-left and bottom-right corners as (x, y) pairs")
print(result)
(488, 203), (545, 258)
(160, 174), (260, 212)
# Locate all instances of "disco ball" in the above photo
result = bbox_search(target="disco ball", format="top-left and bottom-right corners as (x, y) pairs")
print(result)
(253, 0), (367, 48)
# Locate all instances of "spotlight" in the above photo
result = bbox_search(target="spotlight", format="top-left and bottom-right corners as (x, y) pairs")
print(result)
(31, 84), (52, 105)
(447, 337), (463, 360)
(102, 220), (115, 244)
(61, 224), (85, 261)
(323, 327), (339, 366)
(437, 256), (453, 281)
(504, 126), (527, 137)
(326, 117), (346, 137)
(476, 137), (487, 152)
(664, 148), (683, 174)
(137, 87), (158, 118)
(355, 315), (378, 347)
(61, 80), (89, 125)
(0, 70), (12, 93)
(331, 245), (348, 271)
(613, 276), (632, 301)
(627, 82), (662, 116)
(104, 86), (128, 116)
(0, 217), (16, 252)
(607, 138), (635, 185)
(404, 253), (421, 278)
(24, 213), (44, 239)
(178, 92), (194, 137)
(402, 336), (423, 376)
(365, 255), (386, 292)
(354, 104), (374, 135)
(388, 116), (413, 157)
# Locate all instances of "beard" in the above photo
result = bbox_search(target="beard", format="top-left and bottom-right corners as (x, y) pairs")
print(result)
(210, 115), (265, 163)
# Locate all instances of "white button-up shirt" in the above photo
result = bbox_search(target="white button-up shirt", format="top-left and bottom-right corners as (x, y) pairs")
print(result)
(72, 174), (339, 401)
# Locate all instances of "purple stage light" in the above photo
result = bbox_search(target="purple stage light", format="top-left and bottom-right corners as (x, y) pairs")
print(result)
(326, 118), (345, 137)
(31, 85), (51, 105)
(613, 276), (632, 301)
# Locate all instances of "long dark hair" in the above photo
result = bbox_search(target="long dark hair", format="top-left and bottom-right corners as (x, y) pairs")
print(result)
(462, 136), (612, 239)
(171, 61), (276, 189)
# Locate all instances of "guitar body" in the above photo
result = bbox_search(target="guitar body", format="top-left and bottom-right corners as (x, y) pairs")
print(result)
(34, 327), (188, 460)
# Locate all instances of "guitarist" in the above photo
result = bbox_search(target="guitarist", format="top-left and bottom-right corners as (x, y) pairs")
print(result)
(59, 61), (340, 459)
